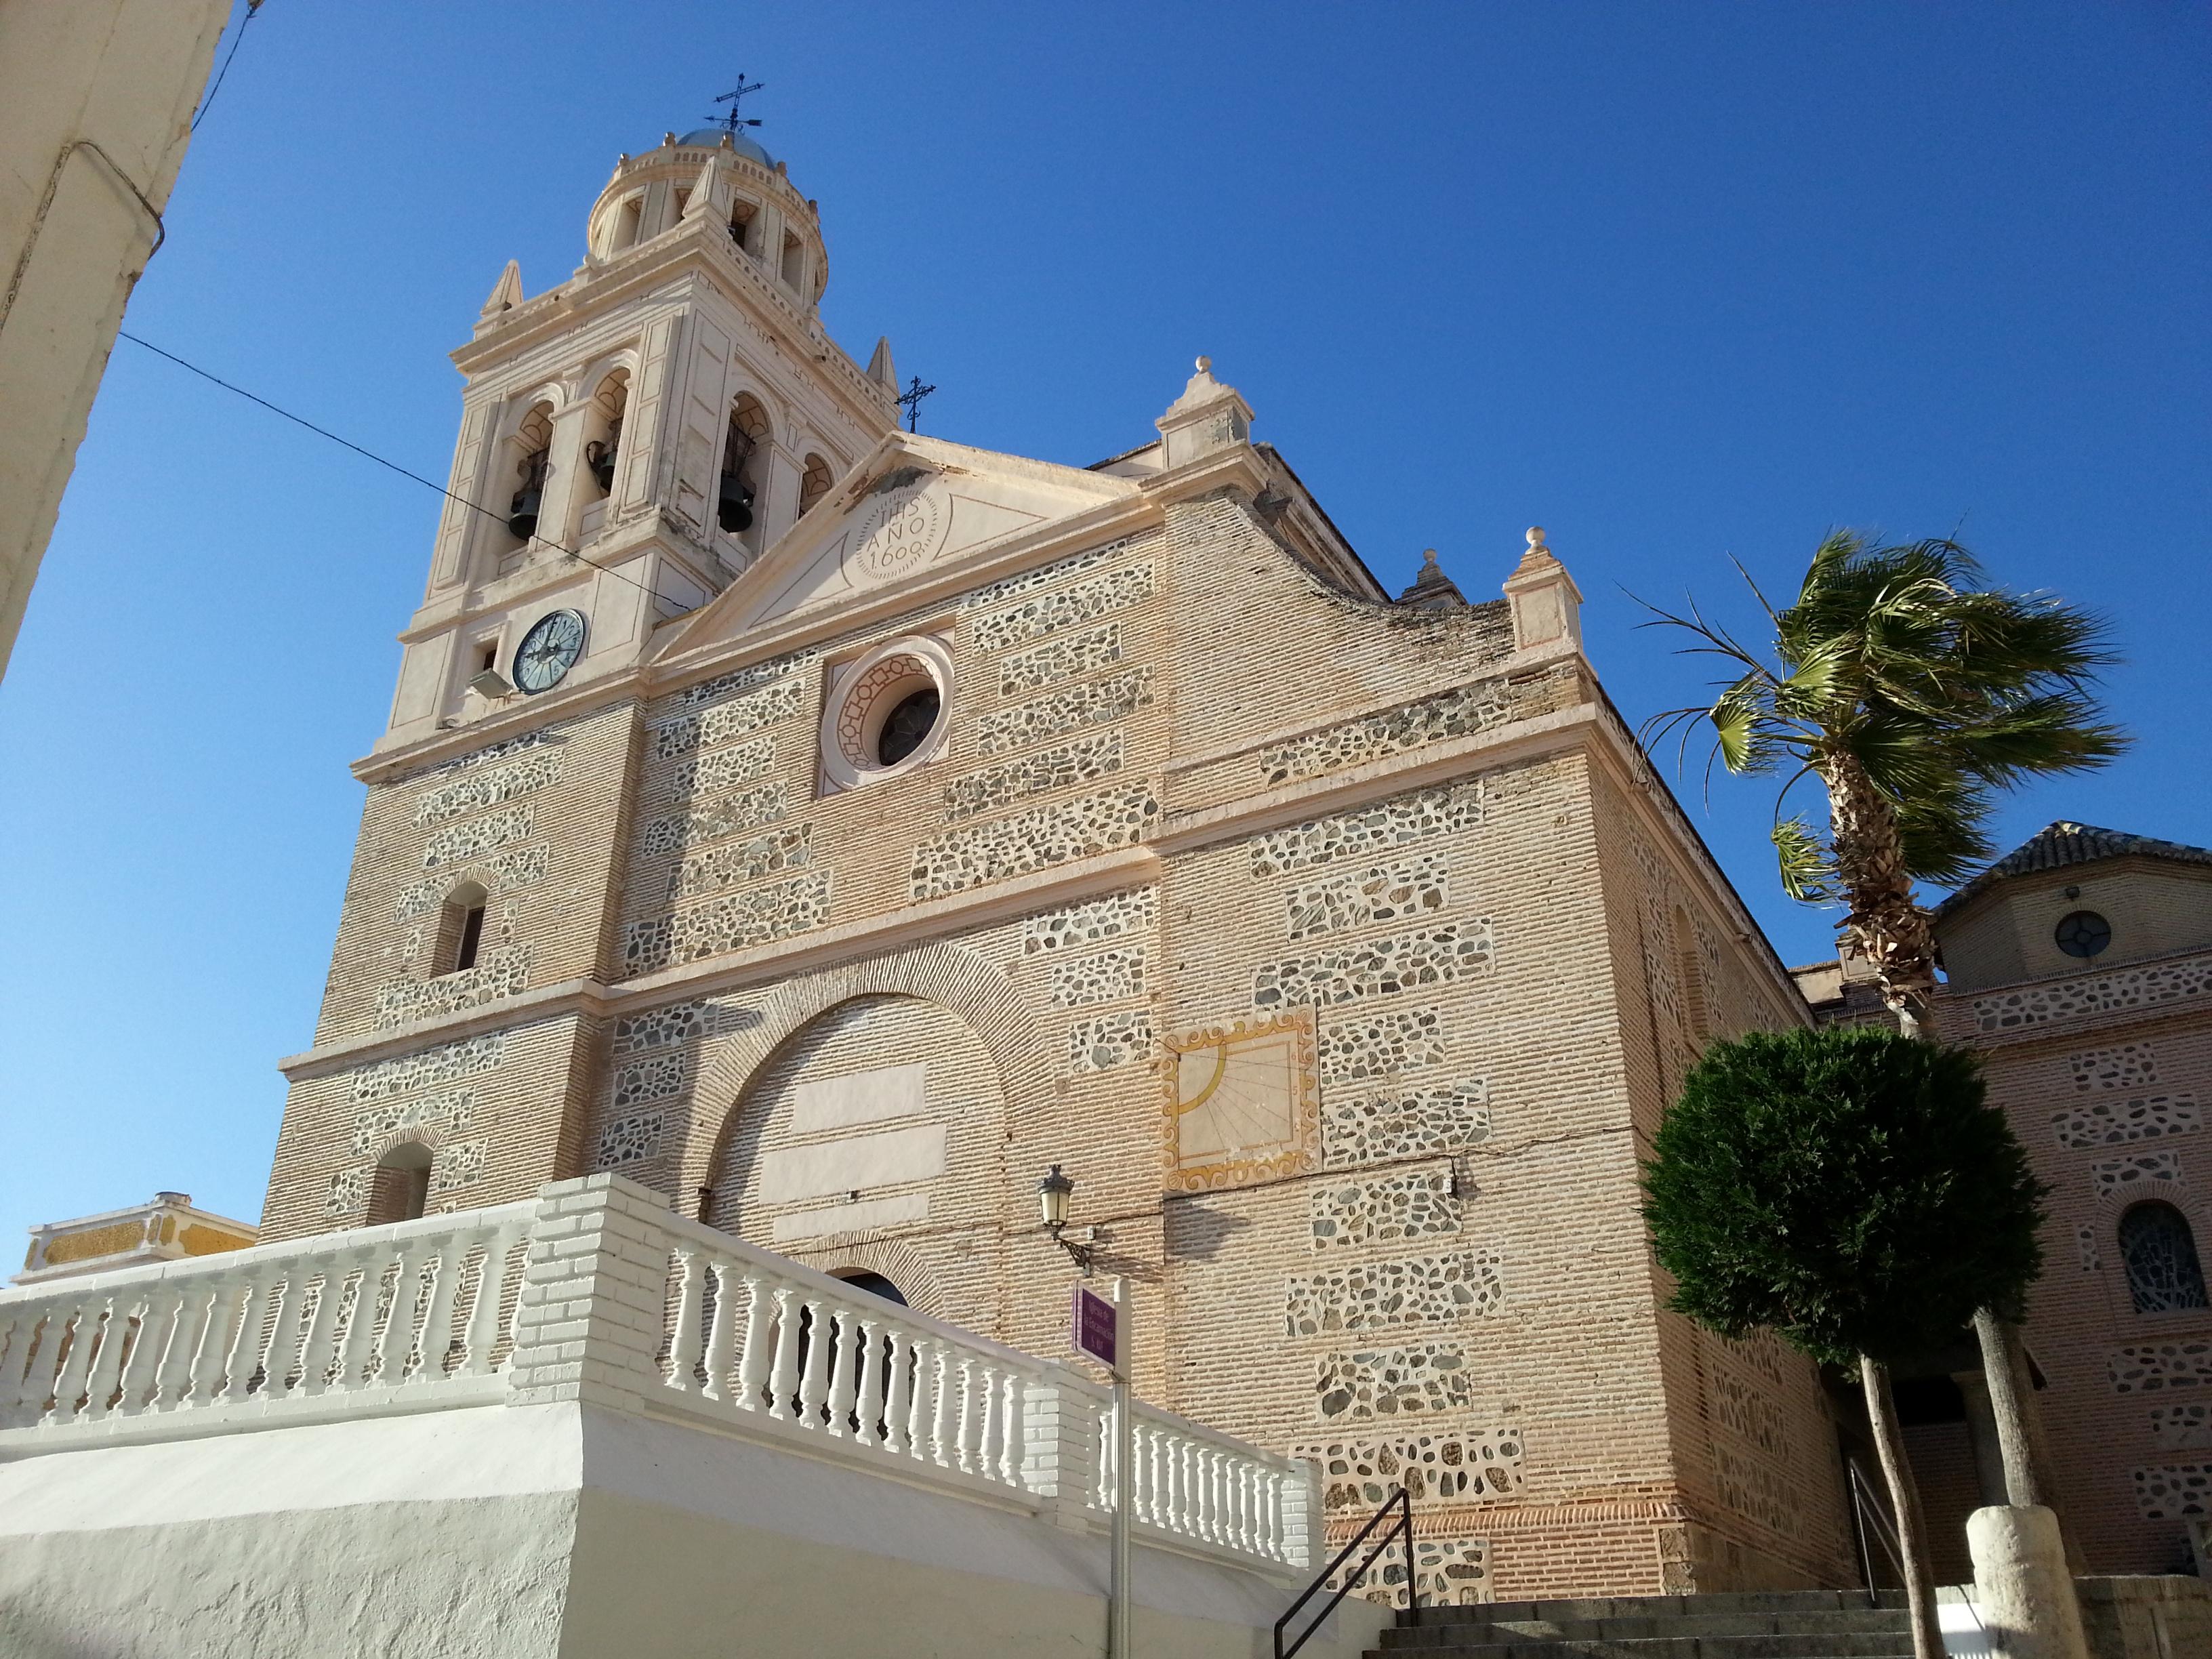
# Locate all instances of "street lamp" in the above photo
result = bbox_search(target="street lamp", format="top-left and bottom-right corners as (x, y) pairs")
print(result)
(1038, 1164), (1092, 1273)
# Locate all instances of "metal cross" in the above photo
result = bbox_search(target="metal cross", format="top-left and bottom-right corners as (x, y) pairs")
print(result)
(897, 375), (938, 433)
(707, 75), (766, 137)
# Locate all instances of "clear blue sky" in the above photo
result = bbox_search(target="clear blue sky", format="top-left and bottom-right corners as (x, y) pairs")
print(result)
(3, 3), (2206, 1248)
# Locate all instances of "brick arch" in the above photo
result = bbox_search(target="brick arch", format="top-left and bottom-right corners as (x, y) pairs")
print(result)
(806, 1238), (947, 1322)
(677, 941), (1047, 1204)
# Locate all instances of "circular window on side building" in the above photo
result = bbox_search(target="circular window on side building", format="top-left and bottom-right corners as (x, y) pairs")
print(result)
(2054, 909), (2112, 959)
(819, 635), (953, 794)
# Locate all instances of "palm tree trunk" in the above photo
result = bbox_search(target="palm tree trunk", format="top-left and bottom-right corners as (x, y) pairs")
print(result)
(1819, 754), (1938, 1033)
(1862, 1354), (1945, 1659)
(1971, 1307), (2088, 1572)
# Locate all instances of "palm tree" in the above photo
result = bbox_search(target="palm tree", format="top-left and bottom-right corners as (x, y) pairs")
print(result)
(1639, 530), (2125, 1588)
(1639, 531), (2126, 1035)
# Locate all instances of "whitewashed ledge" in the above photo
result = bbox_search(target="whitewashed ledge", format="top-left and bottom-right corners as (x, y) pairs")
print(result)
(0, 1175), (1385, 1659)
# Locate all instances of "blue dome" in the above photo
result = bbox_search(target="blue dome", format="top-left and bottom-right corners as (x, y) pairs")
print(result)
(674, 127), (774, 165)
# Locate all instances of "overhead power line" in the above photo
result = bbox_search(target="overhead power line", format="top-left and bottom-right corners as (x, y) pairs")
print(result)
(117, 329), (663, 602)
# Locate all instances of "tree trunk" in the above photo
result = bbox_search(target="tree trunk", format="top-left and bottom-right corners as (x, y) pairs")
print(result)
(1862, 1353), (1945, 1659)
(1819, 752), (1938, 1033)
(1972, 1307), (2088, 1574)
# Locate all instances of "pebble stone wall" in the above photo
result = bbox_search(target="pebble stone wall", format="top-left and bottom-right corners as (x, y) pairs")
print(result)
(274, 477), (1849, 1601)
(1938, 893), (2212, 1572)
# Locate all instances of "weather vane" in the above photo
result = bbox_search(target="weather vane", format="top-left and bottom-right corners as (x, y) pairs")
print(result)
(707, 75), (766, 138)
(897, 375), (938, 434)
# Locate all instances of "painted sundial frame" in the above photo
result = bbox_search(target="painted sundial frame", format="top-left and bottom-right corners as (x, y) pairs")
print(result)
(1158, 1008), (1319, 1193)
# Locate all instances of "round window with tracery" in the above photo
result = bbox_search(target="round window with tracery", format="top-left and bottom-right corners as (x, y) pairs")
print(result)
(820, 635), (953, 794)
(2055, 909), (2112, 959)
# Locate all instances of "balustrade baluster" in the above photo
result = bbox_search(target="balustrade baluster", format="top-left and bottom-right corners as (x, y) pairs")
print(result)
(10, 1314), (53, 1421)
(220, 1279), (266, 1403)
(794, 1295), (831, 1429)
(331, 1261), (380, 1393)
(183, 1287), (230, 1408)
(1092, 1399), (1113, 1511)
(1209, 1449), (1228, 1544)
(413, 1247), (464, 1386)
(996, 1370), (1023, 1486)
(82, 1299), (136, 1420)
(148, 1292), (196, 1411)
(699, 1262), (739, 1401)
(46, 1305), (102, 1424)
(375, 1248), (419, 1383)
(461, 1230), (517, 1378)
(952, 1355), (983, 1473)
(880, 1326), (912, 1456)
(765, 1285), (802, 1422)
(928, 1344), (958, 1468)
(297, 1261), (350, 1396)
(1136, 1423), (1155, 1525)
(733, 1272), (773, 1412)
(665, 1249), (705, 1392)
(110, 1297), (165, 1418)
(972, 1362), (1002, 1476)
(1238, 1461), (1258, 1553)
(852, 1313), (886, 1448)
(823, 1303), (859, 1439)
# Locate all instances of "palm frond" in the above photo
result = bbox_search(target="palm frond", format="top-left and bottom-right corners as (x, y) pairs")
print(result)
(1772, 815), (1839, 903)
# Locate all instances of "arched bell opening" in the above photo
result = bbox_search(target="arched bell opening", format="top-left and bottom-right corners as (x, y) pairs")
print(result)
(577, 369), (631, 541)
(496, 401), (556, 575)
(718, 394), (773, 552)
(729, 197), (758, 255)
(798, 451), (835, 520)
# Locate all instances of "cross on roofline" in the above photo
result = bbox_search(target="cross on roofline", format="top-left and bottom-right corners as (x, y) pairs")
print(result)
(707, 75), (766, 136)
(897, 375), (937, 434)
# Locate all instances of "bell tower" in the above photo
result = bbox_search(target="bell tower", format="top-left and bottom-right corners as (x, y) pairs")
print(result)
(381, 123), (900, 749)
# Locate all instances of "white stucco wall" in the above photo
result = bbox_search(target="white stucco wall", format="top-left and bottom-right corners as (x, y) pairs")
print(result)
(0, 1400), (1389, 1659)
(0, 0), (230, 680)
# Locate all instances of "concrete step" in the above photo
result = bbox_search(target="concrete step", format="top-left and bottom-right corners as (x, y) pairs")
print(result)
(1380, 1611), (1907, 1643)
(1374, 1639), (1915, 1659)
(1409, 1593), (1906, 1625)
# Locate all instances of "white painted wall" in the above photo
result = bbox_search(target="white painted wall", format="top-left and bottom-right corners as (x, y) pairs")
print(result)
(0, 1399), (1390, 1659)
(0, 0), (230, 680)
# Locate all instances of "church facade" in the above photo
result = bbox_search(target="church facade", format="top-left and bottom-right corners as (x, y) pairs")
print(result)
(262, 124), (1856, 1601)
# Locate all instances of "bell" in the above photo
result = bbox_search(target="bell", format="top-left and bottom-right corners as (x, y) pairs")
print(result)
(718, 472), (755, 533)
(586, 438), (618, 493)
(507, 484), (541, 539)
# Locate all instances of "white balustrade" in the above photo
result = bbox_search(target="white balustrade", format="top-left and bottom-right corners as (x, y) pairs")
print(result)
(0, 1181), (1313, 1574)
(0, 1204), (529, 1437)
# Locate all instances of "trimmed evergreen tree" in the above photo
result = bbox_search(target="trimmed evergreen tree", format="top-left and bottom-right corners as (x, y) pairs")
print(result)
(1642, 1027), (2045, 1659)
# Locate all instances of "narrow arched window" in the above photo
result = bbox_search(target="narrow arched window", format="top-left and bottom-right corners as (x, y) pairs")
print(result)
(367, 1143), (434, 1227)
(498, 402), (555, 574)
(583, 369), (630, 506)
(719, 394), (772, 544)
(779, 230), (804, 289)
(2120, 1202), (2210, 1313)
(729, 199), (756, 254)
(434, 882), (489, 977)
(798, 452), (834, 518)
(611, 195), (643, 253)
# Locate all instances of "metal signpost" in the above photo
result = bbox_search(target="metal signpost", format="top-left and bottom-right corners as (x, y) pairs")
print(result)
(1073, 1278), (1131, 1659)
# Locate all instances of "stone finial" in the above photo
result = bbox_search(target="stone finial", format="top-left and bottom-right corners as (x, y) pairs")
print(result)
(867, 335), (897, 391)
(682, 152), (728, 224)
(479, 259), (524, 319)
(1502, 523), (1583, 651)
(1397, 546), (1467, 610)
(1156, 355), (1254, 468)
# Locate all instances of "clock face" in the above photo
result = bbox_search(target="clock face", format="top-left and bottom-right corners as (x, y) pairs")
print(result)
(513, 609), (587, 695)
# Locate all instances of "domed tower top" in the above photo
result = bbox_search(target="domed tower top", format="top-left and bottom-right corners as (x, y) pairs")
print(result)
(582, 125), (829, 310)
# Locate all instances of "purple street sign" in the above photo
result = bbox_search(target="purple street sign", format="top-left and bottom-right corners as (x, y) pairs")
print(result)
(1073, 1282), (1119, 1370)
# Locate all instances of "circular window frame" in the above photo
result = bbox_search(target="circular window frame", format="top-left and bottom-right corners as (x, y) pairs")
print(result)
(819, 634), (953, 794)
(2054, 909), (2113, 960)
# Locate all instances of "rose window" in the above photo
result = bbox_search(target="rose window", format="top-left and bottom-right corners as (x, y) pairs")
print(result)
(819, 635), (953, 794)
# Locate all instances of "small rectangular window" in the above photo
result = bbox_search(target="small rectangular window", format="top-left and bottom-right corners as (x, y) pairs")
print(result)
(478, 641), (499, 674)
(455, 905), (487, 972)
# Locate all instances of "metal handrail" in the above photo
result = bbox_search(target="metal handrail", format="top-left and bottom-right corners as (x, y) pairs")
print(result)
(1273, 1486), (1416, 1659)
(1846, 1457), (1907, 1602)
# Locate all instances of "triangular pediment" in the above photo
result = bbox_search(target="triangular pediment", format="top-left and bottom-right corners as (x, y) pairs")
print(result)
(661, 432), (1138, 657)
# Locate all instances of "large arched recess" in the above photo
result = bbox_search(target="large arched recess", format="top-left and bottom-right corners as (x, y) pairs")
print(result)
(676, 941), (1051, 1221)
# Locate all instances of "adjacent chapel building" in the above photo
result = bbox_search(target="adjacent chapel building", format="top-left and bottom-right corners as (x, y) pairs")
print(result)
(251, 121), (1862, 1601)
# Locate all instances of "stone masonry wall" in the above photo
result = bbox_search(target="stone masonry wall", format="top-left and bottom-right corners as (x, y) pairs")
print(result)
(1939, 950), (2212, 1574)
